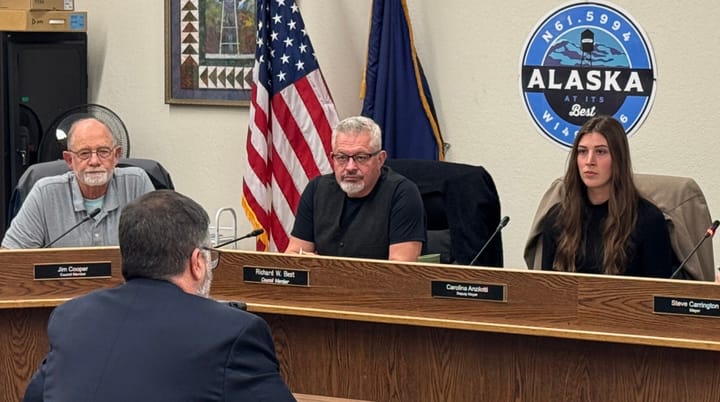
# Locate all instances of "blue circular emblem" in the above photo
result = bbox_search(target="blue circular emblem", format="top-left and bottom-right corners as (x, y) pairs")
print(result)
(520, 2), (656, 148)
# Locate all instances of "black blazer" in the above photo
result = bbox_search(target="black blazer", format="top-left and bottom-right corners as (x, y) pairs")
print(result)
(384, 159), (503, 266)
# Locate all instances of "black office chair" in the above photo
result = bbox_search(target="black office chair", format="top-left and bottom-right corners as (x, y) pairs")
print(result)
(384, 159), (504, 267)
(7, 158), (174, 226)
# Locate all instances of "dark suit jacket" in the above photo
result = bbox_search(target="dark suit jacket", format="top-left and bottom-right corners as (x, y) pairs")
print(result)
(23, 278), (295, 402)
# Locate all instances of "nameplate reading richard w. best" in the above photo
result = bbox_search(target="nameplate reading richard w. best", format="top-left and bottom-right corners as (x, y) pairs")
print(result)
(34, 262), (112, 280)
(431, 280), (506, 302)
(243, 266), (309, 286)
(654, 296), (720, 318)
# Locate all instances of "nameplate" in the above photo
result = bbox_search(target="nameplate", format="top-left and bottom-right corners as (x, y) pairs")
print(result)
(654, 296), (720, 318)
(243, 266), (309, 286)
(431, 280), (506, 302)
(34, 262), (112, 280)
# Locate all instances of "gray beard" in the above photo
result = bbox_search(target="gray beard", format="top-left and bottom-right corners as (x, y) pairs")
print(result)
(197, 268), (213, 298)
(81, 170), (112, 187)
(339, 181), (365, 196)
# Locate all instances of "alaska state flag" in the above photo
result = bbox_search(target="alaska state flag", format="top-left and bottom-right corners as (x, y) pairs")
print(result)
(361, 0), (445, 160)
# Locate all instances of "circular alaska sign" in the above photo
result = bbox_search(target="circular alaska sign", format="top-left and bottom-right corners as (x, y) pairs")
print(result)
(520, 1), (656, 148)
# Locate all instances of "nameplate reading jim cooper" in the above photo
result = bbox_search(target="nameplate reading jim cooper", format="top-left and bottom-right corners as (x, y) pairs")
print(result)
(34, 262), (112, 280)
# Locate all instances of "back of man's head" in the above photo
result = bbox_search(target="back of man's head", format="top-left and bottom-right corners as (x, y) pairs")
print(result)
(119, 190), (209, 280)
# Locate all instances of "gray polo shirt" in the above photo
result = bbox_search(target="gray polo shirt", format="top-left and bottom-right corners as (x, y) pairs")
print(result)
(1, 167), (154, 249)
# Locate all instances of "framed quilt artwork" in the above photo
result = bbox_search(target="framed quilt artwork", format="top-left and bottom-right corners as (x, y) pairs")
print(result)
(164, 0), (255, 106)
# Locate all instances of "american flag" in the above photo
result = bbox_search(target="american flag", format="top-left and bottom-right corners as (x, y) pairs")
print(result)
(242, 0), (339, 252)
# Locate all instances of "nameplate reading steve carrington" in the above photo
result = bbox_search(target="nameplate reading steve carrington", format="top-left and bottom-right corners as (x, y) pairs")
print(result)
(34, 262), (112, 280)
(243, 266), (309, 286)
(654, 296), (720, 318)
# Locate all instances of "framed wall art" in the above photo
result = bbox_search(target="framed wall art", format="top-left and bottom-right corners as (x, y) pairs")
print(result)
(164, 0), (256, 106)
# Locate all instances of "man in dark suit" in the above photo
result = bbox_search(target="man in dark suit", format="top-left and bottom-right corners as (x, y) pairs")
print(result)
(23, 190), (296, 401)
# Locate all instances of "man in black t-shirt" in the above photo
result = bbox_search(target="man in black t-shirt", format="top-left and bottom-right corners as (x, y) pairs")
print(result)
(285, 116), (426, 261)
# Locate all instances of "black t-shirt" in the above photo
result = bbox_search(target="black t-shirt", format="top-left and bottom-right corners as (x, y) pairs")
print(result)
(541, 197), (673, 278)
(291, 169), (426, 246)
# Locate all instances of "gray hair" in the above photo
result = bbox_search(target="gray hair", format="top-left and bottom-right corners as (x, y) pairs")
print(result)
(331, 116), (382, 151)
(119, 190), (210, 281)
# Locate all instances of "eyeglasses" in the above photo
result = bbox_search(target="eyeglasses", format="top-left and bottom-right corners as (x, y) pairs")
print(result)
(200, 246), (220, 270)
(331, 150), (381, 166)
(67, 146), (116, 160)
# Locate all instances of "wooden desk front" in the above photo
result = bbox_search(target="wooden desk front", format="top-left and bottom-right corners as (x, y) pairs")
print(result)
(212, 250), (720, 401)
(0, 247), (123, 400)
(2, 248), (720, 401)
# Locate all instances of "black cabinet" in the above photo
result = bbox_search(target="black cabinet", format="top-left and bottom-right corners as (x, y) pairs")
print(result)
(0, 31), (87, 235)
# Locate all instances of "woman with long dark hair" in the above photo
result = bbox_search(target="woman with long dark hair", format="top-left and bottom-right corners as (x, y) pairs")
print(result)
(541, 115), (673, 277)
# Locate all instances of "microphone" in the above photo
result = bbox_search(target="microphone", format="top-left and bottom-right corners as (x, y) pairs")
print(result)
(670, 220), (720, 279)
(217, 300), (248, 311)
(468, 216), (510, 266)
(215, 228), (264, 248)
(44, 208), (102, 248)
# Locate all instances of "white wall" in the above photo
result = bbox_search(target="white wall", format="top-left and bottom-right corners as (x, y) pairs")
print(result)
(73, 0), (720, 269)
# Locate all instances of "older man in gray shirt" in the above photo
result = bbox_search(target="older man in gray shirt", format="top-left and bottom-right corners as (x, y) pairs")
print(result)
(2, 118), (153, 248)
